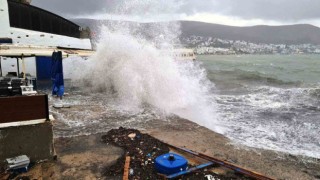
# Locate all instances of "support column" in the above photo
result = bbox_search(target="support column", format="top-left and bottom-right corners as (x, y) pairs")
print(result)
(0, 57), (2, 77)
(16, 58), (20, 76)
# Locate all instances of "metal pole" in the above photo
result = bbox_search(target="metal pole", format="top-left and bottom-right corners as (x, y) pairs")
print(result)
(0, 57), (2, 77)
(16, 58), (20, 76)
(166, 162), (214, 179)
(22, 56), (26, 79)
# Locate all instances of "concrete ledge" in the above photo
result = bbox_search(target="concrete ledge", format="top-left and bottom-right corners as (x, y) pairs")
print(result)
(0, 121), (54, 166)
(0, 115), (54, 129)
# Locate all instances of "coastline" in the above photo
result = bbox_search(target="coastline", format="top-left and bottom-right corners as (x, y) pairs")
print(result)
(2, 91), (318, 179)
(7, 116), (320, 180)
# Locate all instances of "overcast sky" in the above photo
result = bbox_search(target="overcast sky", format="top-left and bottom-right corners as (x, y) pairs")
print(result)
(31, 0), (320, 27)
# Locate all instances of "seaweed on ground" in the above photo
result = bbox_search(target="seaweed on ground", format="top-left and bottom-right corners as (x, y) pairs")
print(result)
(101, 127), (249, 180)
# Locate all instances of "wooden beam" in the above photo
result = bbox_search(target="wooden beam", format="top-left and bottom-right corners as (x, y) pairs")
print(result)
(123, 156), (131, 180)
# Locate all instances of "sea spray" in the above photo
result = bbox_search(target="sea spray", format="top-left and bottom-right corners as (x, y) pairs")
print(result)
(69, 28), (221, 132)
(67, 0), (222, 132)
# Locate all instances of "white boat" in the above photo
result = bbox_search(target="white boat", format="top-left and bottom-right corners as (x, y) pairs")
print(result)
(171, 49), (196, 61)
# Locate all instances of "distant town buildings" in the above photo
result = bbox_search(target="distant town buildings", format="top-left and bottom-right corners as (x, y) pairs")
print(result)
(182, 36), (320, 55)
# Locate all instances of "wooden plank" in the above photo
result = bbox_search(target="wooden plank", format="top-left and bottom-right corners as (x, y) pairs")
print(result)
(123, 156), (131, 180)
(0, 95), (49, 123)
(0, 118), (46, 128)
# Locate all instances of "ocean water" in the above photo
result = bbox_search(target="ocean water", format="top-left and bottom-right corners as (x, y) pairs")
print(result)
(200, 55), (320, 159)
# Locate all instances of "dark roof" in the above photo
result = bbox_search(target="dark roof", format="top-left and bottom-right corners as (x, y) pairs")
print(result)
(7, 0), (81, 38)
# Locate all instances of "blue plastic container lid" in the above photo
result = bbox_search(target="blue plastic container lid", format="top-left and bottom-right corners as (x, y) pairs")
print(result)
(155, 153), (188, 175)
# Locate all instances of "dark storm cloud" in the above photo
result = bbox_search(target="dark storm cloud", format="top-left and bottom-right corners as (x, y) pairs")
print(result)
(181, 0), (320, 21)
(32, 0), (320, 21)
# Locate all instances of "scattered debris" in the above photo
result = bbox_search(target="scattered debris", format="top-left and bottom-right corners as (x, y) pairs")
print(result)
(205, 174), (220, 180)
(129, 168), (134, 176)
(3, 155), (33, 180)
(6, 155), (30, 171)
(102, 128), (252, 180)
(128, 133), (136, 140)
(102, 127), (169, 179)
(53, 103), (71, 109)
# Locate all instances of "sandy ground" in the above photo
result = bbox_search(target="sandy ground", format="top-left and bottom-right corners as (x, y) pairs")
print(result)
(1, 134), (123, 180)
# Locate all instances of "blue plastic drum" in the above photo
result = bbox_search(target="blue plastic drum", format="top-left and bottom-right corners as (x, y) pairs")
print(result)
(155, 153), (188, 175)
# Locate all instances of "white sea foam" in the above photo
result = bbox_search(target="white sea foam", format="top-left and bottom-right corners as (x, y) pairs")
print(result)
(216, 85), (320, 158)
(66, 1), (222, 133)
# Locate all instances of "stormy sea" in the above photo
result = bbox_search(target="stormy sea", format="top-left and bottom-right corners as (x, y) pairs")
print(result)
(200, 55), (320, 159)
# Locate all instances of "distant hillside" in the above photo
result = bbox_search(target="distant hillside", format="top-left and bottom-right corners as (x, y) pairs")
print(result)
(180, 21), (320, 45)
(71, 19), (320, 45)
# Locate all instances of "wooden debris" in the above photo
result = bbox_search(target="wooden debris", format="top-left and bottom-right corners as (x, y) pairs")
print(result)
(128, 133), (136, 140)
(123, 156), (131, 180)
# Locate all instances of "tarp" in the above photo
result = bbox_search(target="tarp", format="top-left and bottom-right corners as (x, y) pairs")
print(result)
(51, 51), (64, 97)
(36, 56), (52, 80)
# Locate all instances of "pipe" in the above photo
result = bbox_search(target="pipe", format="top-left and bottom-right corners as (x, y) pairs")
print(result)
(164, 143), (275, 180)
(166, 162), (214, 179)
(22, 56), (26, 79)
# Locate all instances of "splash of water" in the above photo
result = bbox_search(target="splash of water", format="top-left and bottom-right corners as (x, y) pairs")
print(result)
(68, 0), (222, 132)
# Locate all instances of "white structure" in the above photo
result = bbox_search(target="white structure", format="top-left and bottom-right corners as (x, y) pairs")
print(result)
(0, 0), (92, 50)
(0, 0), (10, 38)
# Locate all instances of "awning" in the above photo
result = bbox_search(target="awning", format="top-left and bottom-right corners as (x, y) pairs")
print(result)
(0, 44), (95, 57)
